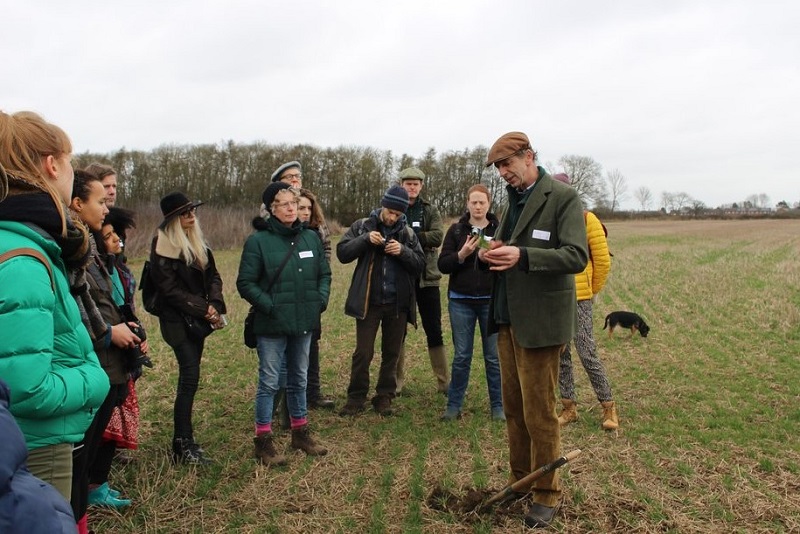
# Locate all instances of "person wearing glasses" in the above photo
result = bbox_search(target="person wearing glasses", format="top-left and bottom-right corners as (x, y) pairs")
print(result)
(150, 192), (227, 465)
(265, 162), (336, 411)
(237, 182), (331, 466)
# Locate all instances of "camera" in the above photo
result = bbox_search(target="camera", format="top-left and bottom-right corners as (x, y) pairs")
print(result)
(470, 226), (481, 237)
(126, 320), (153, 369)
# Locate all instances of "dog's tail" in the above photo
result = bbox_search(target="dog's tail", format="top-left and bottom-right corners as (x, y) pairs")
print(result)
(602, 315), (610, 330)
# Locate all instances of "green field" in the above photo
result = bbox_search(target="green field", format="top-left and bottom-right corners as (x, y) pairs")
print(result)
(93, 219), (800, 533)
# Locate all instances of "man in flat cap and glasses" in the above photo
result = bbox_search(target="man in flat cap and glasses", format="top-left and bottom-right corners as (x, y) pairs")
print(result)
(479, 132), (588, 529)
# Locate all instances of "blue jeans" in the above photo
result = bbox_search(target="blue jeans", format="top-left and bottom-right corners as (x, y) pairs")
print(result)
(255, 333), (312, 425)
(447, 299), (502, 410)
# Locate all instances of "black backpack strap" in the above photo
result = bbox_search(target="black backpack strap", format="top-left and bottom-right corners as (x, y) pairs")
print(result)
(0, 247), (55, 291)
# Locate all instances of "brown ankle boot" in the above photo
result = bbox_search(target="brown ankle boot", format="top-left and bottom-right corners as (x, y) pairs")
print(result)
(254, 432), (287, 466)
(601, 401), (619, 430)
(291, 425), (328, 456)
(557, 399), (578, 426)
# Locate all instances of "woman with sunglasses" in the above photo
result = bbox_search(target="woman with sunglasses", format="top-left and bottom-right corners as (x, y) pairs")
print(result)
(149, 192), (226, 465)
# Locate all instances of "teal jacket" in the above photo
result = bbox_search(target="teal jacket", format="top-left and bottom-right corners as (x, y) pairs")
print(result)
(489, 172), (589, 348)
(237, 217), (332, 336)
(0, 221), (109, 449)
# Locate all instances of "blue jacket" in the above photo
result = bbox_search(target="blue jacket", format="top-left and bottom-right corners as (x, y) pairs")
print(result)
(0, 380), (76, 533)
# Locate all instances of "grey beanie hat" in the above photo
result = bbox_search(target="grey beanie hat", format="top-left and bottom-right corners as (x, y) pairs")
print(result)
(271, 161), (301, 182)
(381, 185), (410, 213)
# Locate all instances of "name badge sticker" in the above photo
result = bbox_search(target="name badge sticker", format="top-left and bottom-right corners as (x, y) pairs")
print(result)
(532, 229), (551, 241)
(298, 250), (314, 259)
(412, 221), (421, 228)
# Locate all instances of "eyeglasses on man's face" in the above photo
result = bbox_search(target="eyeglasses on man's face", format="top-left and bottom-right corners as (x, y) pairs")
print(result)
(280, 172), (302, 182)
(180, 208), (197, 218)
(273, 200), (298, 210)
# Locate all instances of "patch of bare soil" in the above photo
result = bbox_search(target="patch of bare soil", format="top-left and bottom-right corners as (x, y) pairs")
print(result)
(426, 484), (528, 525)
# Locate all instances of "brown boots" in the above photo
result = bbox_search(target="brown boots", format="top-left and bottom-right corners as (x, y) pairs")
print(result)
(601, 401), (619, 430)
(254, 432), (286, 467)
(291, 425), (328, 456)
(255, 425), (328, 466)
(557, 399), (578, 426)
(558, 399), (620, 430)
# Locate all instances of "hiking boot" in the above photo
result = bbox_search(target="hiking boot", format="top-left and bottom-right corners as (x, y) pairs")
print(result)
(440, 406), (461, 421)
(172, 438), (213, 465)
(254, 432), (287, 466)
(291, 424), (328, 456)
(601, 401), (619, 430)
(371, 395), (393, 416)
(558, 399), (578, 426)
(339, 400), (366, 417)
(491, 406), (506, 421)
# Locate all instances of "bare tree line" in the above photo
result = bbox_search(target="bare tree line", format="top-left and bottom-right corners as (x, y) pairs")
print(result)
(74, 142), (501, 224)
(75, 141), (786, 221)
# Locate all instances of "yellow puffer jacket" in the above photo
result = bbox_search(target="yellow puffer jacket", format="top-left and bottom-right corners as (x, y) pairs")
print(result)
(575, 211), (610, 301)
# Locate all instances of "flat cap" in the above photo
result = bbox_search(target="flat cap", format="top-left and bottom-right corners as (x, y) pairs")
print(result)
(271, 161), (301, 182)
(398, 166), (425, 181)
(485, 132), (531, 167)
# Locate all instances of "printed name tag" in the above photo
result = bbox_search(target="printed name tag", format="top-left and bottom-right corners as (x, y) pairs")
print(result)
(532, 229), (551, 241)
(298, 250), (314, 259)
(412, 221), (421, 228)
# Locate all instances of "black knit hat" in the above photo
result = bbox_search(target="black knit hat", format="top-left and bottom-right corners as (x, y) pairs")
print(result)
(159, 192), (203, 228)
(381, 185), (409, 213)
(262, 182), (292, 215)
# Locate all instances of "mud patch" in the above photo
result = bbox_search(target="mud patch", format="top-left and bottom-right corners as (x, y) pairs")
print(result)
(426, 485), (528, 524)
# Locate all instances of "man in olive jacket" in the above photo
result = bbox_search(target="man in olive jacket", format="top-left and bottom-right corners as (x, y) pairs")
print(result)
(480, 132), (588, 529)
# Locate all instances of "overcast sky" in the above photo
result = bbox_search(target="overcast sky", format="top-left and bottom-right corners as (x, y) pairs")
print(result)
(4, 1), (798, 209)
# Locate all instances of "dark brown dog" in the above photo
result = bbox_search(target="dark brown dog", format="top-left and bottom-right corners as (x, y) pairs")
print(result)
(603, 311), (650, 338)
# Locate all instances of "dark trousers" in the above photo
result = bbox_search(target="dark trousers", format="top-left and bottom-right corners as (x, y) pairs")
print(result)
(306, 326), (323, 402)
(71, 382), (126, 519)
(415, 284), (444, 348)
(88, 383), (128, 485)
(160, 318), (205, 440)
(347, 304), (407, 401)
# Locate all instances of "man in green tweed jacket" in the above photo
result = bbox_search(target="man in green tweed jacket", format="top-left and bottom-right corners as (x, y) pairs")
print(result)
(480, 131), (588, 529)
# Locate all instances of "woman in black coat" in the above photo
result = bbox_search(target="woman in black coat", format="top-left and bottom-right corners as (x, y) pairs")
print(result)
(150, 192), (226, 465)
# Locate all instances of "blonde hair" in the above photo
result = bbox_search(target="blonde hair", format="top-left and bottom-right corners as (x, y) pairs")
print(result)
(163, 215), (209, 268)
(0, 110), (72, 234)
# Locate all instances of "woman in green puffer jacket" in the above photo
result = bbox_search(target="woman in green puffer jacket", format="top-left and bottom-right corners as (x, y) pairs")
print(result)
(0, 110), (109, 502)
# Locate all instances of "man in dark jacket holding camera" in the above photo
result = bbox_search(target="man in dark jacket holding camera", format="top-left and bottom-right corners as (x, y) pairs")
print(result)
(337, 186), (425, 417)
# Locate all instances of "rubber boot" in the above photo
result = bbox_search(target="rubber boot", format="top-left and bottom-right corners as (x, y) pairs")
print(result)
(558, 399), (578, 426)
(254, 432), (287, 466)
(428, 345), (450, 394)
(395, 345), (406, 395)
(272, 388), (290, 431)
(601, 401), (619, 430)
(291, 424), (328, 456)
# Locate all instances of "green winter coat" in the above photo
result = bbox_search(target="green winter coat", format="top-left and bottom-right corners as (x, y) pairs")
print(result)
(489, 172), (589, 348)
(237, 217), (331, 336)
(0, 221), (109, 449)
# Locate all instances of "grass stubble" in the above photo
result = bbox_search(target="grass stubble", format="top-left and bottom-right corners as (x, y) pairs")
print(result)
(91, 219), (800, 533)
